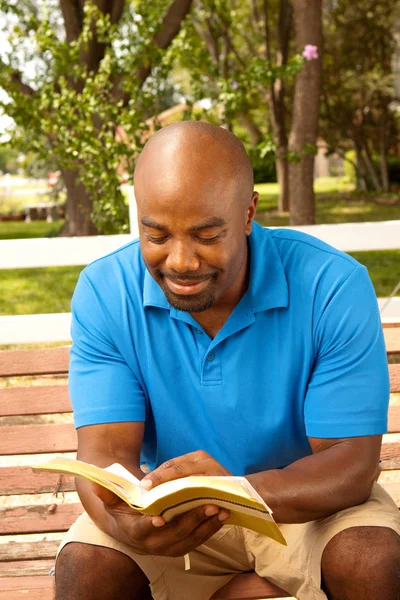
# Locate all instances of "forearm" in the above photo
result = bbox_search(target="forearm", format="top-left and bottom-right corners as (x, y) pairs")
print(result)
(247, 441), (378, 523)
(76, 453), (144, 545)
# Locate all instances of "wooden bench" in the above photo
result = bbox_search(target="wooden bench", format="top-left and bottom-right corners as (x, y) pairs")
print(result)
(1, 323), (399, 600)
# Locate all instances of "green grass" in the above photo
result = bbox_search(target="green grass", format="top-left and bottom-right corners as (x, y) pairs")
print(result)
(348, 250), (400, 297)
(0, 250), (398, 316)
(0, 266), (84, 315)
(0, 220), (65, 239)
(255, 179), (400, 226)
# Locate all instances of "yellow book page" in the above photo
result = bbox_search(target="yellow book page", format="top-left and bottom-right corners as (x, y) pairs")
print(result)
(34, 456), (144, 507)
(143, 476), (270, 509)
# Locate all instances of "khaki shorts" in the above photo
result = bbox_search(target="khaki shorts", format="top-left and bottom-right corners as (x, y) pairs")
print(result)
(57, 483), (400, 600)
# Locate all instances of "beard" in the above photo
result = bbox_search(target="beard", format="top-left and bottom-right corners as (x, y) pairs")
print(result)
(161, 285), (217, 312)
(156, 271), (219, 313)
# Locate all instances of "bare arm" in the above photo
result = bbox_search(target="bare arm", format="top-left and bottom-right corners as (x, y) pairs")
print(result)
(75, 421), (146, 541)
(246, 435), (382, 523)
(75, 422), (230, 555)
(141, 436), (382, 524)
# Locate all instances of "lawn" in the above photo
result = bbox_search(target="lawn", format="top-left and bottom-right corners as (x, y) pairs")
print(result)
(0, 249), (398, 316)
(0, 177), (398, 315)
(255, 178), (400, 226)
(0, 220), (64, 239)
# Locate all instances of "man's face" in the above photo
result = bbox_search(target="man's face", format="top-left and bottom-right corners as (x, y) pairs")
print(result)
(136, 174), (257, 314)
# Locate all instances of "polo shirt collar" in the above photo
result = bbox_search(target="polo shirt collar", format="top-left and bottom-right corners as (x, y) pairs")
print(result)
(143, 222), (288, 313)
(247, 222), (288, 312)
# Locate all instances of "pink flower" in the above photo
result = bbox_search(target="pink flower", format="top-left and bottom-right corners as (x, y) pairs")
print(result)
(302, 45), (319, 61)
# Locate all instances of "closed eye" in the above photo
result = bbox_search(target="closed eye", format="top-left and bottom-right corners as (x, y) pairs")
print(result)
(147, 234), (169, 244)
(195, 235), (221, 244)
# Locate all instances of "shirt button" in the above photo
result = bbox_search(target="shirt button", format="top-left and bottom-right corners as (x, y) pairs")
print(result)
(206, 352), (215, 362)
(196, 329), (203, 334)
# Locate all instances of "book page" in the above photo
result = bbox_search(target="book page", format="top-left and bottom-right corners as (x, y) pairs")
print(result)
(34, 457), (144, 507)
(143, 475), (271, 512)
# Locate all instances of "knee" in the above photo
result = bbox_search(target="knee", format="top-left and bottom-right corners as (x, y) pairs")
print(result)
(321, 526), (400, 586)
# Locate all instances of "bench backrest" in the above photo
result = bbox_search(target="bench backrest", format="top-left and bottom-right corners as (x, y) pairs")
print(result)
(0, 325), (399, 580)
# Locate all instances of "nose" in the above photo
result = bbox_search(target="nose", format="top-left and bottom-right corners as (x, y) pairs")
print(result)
(165, 240), (200, 273)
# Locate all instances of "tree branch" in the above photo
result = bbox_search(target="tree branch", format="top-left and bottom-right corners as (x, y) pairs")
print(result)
(60, 0), (83, 43)
(11, 72), (35, 97)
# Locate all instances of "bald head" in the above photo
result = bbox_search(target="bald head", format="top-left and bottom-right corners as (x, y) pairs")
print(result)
(134, 121), (254, 208)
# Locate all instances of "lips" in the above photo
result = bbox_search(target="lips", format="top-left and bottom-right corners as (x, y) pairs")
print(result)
(165, 277), (211, 296)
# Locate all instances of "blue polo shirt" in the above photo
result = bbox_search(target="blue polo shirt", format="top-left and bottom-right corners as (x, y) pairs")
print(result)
(69, 223), (389, 476)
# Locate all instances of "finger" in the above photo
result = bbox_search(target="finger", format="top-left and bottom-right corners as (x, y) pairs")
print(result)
(141, 452), (230, 489)
(92, 483), (121, 506)
(165, 509), (231, 556)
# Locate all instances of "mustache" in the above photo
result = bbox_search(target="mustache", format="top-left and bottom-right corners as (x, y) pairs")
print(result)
(158, 271), (216, 281)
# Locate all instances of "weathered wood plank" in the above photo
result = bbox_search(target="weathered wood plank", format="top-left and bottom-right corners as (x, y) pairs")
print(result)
(380, 442), (400, 461)
(0, 423), (77, 455)
(0, 347), (69, 378)
(0, 386), (71, 417)
(0, 502), (82, 535)
(384, 328), (400, 355)
(0, 576), (54, 599)
(388, 405), (400, 433)
(389, 364), (400, 393)
(0, 540), (61, 562)
(0, 467), (76, 496)
(212, 573), (291, 599)
(0, 559), (54, 578)
(380, 457), (400, 470)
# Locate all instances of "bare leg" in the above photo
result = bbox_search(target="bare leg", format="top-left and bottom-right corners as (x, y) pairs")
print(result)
(321, 526), (400, 600)
(56, 542), (153, 600)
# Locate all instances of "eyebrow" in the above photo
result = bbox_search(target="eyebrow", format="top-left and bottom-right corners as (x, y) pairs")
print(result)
(140, 216), (227, 232)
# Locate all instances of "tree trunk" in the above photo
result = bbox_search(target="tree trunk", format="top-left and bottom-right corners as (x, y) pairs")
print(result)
(61, 170), (98, 236)
(355, 146), (368, 192)
(237, 111), (263, 146)
(361, 139), (382, 191)
(288, 0), (322, 225)
(276, 150), (289, 213)
(379, 123), (390, 192)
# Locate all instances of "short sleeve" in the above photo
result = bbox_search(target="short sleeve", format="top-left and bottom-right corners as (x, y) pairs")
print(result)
(304, 265), (390, 438)
(69, 272), (147, 428)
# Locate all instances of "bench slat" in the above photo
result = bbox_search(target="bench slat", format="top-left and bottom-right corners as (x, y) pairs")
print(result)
(0, 386), (71, 417)
(388, 405), (400, 432)
(0, 576), (54, 600)
(0, 423), (77, 455)
(0, 560), (55, 578)
(389, 364), (400, 393)
(381, 457), (400, 470)
(0, 540), (61, 562)
(0, 347), (70, 378)
(384, 329), (400, 355)
(211, 573), (291, 599)
(0, 467), (76, 496)
(380, 442), (400, 461)
(0, 502), (82, 535)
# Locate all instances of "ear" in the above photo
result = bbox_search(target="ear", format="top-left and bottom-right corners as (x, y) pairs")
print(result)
(245, 192), (259, 235)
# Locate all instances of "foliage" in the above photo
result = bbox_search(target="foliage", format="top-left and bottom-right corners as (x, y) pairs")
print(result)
(172, 0), (304, 163)
(321, 0), (400, 192)
(0, 145), (19, 173)
(0, 0), (191, 234)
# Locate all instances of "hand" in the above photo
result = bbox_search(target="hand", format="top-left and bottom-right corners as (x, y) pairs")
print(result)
(93, 484), (229, 557)
(140, 450), (232, 490)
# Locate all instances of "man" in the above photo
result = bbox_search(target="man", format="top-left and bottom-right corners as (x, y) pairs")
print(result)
(56, 121), (400, 600)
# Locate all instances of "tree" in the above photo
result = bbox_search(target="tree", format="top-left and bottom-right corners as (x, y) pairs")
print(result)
(321, 0), (399, 192)
(288, 0), (322, 225)
(173, 0), (303, 213)
(0, 0), (192, 235)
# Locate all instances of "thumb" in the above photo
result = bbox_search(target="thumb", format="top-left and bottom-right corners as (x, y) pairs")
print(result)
(92, 483), (121, 506)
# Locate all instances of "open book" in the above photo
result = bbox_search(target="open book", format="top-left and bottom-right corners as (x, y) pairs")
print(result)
(35, 456), (286, 545)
